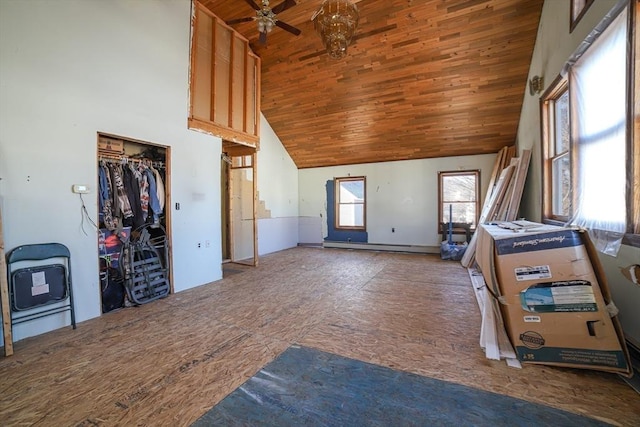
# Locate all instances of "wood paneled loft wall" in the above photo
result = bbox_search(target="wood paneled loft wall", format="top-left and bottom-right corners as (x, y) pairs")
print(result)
(189, 2), (261, 147)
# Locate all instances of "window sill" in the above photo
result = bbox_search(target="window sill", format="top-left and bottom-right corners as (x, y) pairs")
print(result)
(542, 219), (640, 248)
(622, 233), (640, 248)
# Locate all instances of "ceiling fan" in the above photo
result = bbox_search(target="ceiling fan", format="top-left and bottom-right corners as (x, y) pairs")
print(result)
(226, 0), (302, 44)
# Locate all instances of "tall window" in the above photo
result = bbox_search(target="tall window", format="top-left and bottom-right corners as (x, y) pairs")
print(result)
(543, 83), (571, 221)
(438, 170), (480, 229)
(335, 177), (366, 230)
(542, 6), (630, 253)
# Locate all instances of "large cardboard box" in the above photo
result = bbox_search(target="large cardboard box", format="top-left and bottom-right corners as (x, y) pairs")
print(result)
(476, 221), (631, 375)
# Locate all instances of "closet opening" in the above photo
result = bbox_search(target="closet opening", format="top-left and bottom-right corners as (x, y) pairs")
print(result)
(97, 133), (172, 313)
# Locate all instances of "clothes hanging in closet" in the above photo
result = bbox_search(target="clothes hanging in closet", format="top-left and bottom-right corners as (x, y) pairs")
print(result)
(122, 165), (144, 229)
(98, 159), (165, 231)
(99, 163), (117, 230)
(110, 163), (133, 220)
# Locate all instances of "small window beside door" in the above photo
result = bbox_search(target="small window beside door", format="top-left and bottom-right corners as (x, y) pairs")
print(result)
(335, 177), (366, 230)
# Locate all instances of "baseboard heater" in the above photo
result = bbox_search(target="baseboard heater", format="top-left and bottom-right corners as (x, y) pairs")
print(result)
(322, 241), (439, 254)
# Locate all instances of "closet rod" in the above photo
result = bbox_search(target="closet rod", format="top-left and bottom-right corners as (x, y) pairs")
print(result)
(98, 154), (164, 169)
(98, 153), (128, 162)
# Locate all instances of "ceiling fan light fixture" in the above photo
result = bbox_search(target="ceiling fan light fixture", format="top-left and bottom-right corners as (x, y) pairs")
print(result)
(312, 0), (359, 59)
(257, 4), (276, 33)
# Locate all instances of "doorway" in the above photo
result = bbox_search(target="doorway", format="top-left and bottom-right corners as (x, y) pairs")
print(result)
(221, 141), (258, 267)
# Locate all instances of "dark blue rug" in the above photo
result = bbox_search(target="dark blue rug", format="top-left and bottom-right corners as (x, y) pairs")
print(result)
(192, 345), (609, 426)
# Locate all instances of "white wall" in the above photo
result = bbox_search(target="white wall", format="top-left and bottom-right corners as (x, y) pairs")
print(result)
(598, 246), (640, 348)
(517, 0), (640, 346)
(257, 115), (299, 255)
(0, 0), (223, 344)
(299, 154), (496, 247)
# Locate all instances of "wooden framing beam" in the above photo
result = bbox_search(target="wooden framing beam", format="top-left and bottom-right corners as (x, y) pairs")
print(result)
(0, 206), (14, 356)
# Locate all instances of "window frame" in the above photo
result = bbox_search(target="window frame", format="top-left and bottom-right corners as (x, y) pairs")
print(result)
(541, 76), (572, 224)
(632, 0), (640, 239)
(437, 170), (481, 232)
(334, 176), (366, 231)
(570, 0), (595, 33)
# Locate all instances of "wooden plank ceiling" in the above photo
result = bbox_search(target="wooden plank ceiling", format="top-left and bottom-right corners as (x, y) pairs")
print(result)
(201, 0), (544, 169)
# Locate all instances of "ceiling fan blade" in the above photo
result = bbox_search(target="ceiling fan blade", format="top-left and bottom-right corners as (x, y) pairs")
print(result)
(226, 17), (255, 25)
(259, 31), (267, 45)
(242, 0), (260, 11)
(271, 0), (296, 15)
(275, 20), (301, 36)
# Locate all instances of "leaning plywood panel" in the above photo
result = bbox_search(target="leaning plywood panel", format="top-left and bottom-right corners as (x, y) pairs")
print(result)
(485, 146), (508, 199)
(494, 158), (520, 221)
(461, 165), (515, 267)
(505, 150), (531, 221)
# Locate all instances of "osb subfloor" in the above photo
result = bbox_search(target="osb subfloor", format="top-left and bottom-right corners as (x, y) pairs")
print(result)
(1, 247), (638, 426)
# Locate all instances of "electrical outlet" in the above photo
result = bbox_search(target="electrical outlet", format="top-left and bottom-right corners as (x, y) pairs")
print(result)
(72, 184), (90, 194)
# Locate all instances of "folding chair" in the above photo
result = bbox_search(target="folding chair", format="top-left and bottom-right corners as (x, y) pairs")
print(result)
(6, 243), (76, 329)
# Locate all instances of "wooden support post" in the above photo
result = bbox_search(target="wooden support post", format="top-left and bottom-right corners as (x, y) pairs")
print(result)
(0, 206), (14, 356)
(252, 152), (259, 267)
